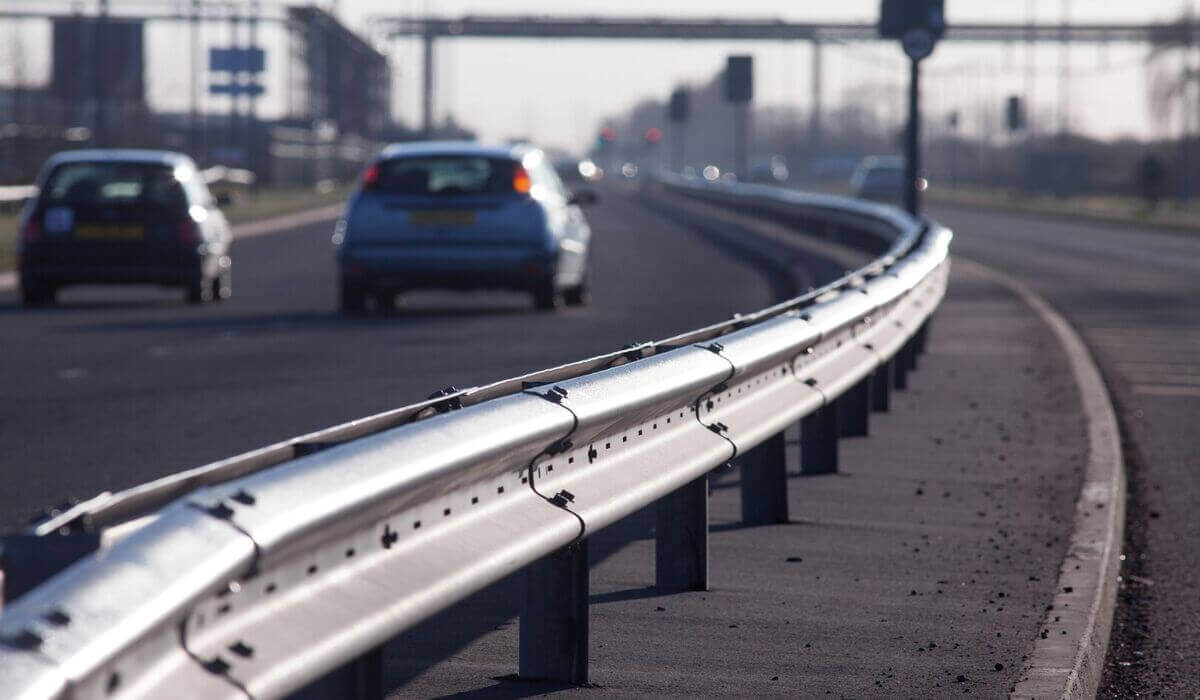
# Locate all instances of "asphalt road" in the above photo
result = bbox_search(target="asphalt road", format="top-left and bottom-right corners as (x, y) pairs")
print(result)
(928, 202), (1200, 696)
(0, 189), (781, 531)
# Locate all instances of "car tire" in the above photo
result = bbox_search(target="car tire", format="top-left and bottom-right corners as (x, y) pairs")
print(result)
(212, 269), (232, 301)
(563, 278), (589, 307)
(375, 291), (396, 312)
(20, 279), (56, 307)
(340, 279), (367, 314)
(185, 275), (213, 304)
(531, 279), (557, 311)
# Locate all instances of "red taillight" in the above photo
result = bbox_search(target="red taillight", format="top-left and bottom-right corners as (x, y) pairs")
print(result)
(179, 218), (201, 244)
(362, 164), (381, 189)
(20, 217), (42, 244)
(513, 164), (532, 194)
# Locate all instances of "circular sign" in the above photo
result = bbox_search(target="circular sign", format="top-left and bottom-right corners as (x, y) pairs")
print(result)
(902, 28), (936, 61)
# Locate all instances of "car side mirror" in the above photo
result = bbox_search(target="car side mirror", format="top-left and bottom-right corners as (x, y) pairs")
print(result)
(214, 192), (233, 208)
(568, 189), (598, 207)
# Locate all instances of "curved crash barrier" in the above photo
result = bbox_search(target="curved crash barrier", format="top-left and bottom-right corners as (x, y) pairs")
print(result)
(0, 178), (950, 699)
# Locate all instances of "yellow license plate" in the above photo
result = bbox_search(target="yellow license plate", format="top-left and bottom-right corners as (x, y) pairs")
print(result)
(76, 224), (145, 241)
(408, 210), (476, 227)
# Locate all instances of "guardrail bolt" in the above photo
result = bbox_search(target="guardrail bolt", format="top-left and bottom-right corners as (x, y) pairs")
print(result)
(380, 524), (398, 550)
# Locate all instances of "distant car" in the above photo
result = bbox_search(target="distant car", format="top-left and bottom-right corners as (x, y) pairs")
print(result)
(747, 156), (789, 184)
(850, 155), (915, 204)
(335, 141), (596, 313)
(17, 149), (233, 306)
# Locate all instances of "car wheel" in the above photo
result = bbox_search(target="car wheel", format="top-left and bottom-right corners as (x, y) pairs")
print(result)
(20, 280), (56, 307)
(531, 279), (557, 311)
(375, 291), (396, 312)
(185, 275), (212, 304)
(212, 269), (232, 301)
(563, 279), (589, 307)
(340, 279), (367, 314)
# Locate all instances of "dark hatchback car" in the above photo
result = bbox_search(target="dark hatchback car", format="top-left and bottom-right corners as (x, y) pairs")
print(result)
(335, 142), (594, 313)
(16, 150), (233, 306)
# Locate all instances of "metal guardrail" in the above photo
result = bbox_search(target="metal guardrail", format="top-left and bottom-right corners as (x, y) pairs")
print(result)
(0, 177), (951, 699)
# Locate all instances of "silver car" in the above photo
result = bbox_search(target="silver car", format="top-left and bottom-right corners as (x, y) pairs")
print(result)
(335, 141), (595, 313)
(17, 150), (233, 306)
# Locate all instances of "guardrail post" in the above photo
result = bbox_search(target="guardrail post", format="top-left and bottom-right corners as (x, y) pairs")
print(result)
(800, 402), (838, 474)
(893, 344), (911, 390)
(870, 361), (892, 412)
(904, 334), (919, 373)
(520, 541), (590, 684)
(293, 647), (383, 699)
(656, 475), (708, 592)
(836, 378), (870, 437)
(739, 432), (789, 525)
(914, 319), (931, 357)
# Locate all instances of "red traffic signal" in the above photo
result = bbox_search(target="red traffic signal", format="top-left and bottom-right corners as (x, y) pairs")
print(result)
(644, 127), (663, 144)
(600, 127), (616, 143)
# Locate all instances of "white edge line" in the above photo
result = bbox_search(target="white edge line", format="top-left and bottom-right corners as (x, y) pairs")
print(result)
(955, 258), (1126, 700)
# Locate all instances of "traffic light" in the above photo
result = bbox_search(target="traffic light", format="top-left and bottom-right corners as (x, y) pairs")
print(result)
(644, 127), (663, 145)
(1006, 95), (1025, 132)
(669, 88), (690, 123)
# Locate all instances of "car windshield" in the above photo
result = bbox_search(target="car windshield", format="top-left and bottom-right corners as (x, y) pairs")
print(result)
(42, 162), (188, 210)
(374, 156), (514, 196)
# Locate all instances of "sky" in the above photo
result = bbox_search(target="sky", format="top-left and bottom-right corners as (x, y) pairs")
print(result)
(2, 1), (1198, 152)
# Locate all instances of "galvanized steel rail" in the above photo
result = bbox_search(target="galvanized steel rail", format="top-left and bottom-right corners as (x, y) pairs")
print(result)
(0, 177), (951, 699)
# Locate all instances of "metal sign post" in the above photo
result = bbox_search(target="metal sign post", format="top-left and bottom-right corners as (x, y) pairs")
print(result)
(880, 0), (944, 216)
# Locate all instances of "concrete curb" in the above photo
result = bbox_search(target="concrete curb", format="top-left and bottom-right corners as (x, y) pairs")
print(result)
(0, 204), (344, 292)
(957, 259), (1126, 700)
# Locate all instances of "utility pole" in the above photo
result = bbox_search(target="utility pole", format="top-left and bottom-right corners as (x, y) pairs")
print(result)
(249, 0), (260, 176)
(95, 0), (109, 146)
(190, 0), (199, 154)
(808, 39), (822, 155)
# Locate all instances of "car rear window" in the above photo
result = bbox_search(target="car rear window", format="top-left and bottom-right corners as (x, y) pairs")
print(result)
(42, 162), (189, 210)
(373, 156), (516, 196)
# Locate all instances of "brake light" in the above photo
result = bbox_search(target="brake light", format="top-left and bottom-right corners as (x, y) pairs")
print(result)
(362, 164), (381, 189)
(179, 218), (201, 244)
(20, 217), (42, 244)
(513, 164), (532, 194)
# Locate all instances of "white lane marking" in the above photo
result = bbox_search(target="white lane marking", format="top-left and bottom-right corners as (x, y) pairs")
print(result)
(57, 368), (88, 380)
(147, 346), (171, 357)
(231, 204), (343, 240)
(1132, 384), (1200, 398)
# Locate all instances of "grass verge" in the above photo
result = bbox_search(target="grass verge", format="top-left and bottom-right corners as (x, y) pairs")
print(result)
(926, 186), (1200, 233)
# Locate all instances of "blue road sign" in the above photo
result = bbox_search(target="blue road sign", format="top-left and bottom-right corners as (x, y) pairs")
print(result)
(210, 47), (265, 73)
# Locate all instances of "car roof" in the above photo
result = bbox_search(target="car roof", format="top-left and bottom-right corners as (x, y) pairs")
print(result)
(42, 149), (196, 169)
(377, 140), (539, 162)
